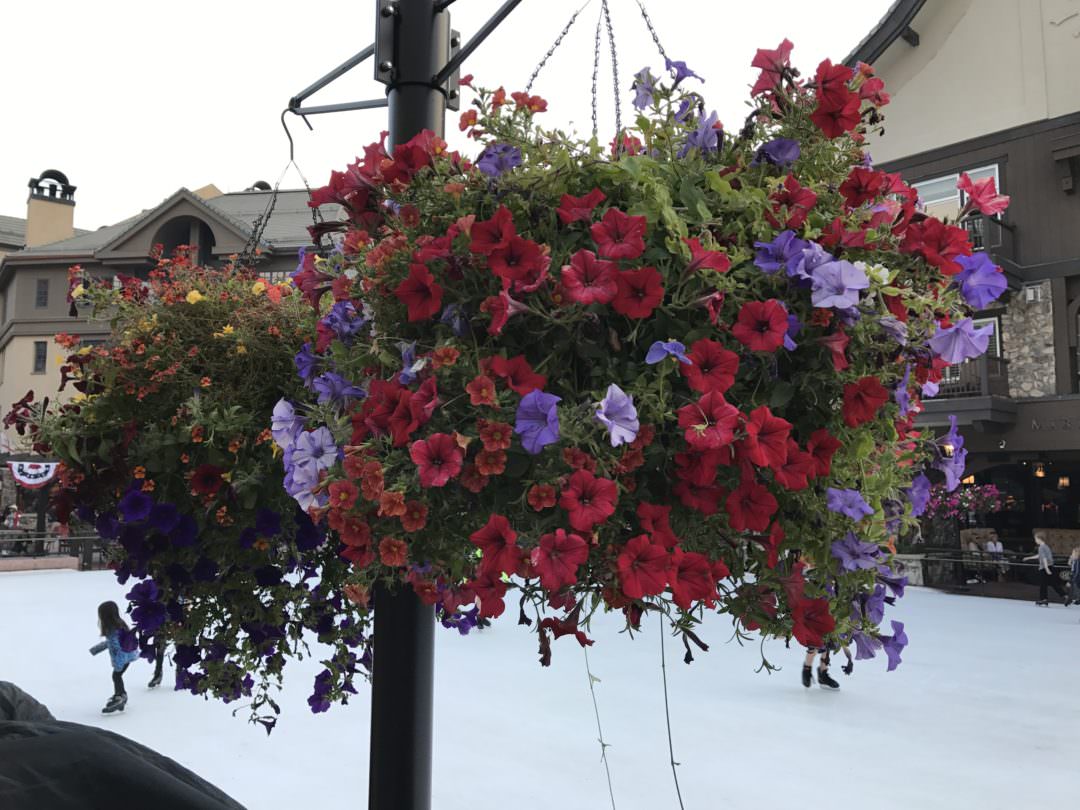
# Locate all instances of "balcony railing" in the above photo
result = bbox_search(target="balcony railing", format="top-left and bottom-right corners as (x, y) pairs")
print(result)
(961, 213), (1015, 264)
(936, 354), (1010, 399)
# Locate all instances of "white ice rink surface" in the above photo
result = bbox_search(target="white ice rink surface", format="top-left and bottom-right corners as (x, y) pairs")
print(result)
(2, 569), (1078, 810)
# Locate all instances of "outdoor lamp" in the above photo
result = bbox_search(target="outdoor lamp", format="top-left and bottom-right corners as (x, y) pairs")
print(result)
(1034, 463), (1046, 478)
(1059, 476), (1071, 489)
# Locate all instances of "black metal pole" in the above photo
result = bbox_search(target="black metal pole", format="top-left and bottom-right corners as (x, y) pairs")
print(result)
(368, 3), (446, 809)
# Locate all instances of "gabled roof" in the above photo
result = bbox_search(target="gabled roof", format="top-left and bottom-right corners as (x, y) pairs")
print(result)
(845, 0), (927, 67)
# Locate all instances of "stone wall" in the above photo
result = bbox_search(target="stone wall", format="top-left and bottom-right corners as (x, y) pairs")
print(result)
(1001, 280), (1056, 398)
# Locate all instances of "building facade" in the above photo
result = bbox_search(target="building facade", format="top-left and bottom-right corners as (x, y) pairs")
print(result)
(849, 0), (1080, 539)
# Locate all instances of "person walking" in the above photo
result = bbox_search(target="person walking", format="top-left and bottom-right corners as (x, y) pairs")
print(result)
(1024, 532), (1069, 606)
(89, 601), (139, 714)
(1068, 547), (1080, 606)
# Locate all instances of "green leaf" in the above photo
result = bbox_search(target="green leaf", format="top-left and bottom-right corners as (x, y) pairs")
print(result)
(768, 382), (795, 409)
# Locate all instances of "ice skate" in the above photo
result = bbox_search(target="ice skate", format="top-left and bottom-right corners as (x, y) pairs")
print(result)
(817, 669), (840, 690)
(102, 693), (127, 714)
(148, 671), (163, 689)
(801, 665), (812, 688)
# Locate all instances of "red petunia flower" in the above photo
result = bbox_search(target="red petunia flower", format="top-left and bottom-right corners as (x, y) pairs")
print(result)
(899, 218), (972, 275)
(813, 58), (854, 108)
(740, 406), (792, 470)
(327, 480), (359, 511)
(611, 266), (664, 318)
(819, 217), (869, 251)
(532, 528), (589, 591)
(190, 464), (225, 496)
(539, 616), (594, 648)
(469, 513), (522, 577)
(400, 501), (428, 532)
(394, 263), (443, 322)
(459, 464), (490, 493)
(958, 172), (1010, 216)
(591, 208), (647, 260)
(732, 299), (788, 352)
(811, 91), (862, 139)
(480, 289), (528, 336)
(409, 433), (464, 488)
(726, 480), (778, 533)
(556, 188), (606, 224)
(488, 354), (547, 395)
(772, 440), (816, 491)
(560, 249), (618, 305)
(767, 175), (818, 230)
(510, 91), (548, 112)
(806, 429), (843, 477)
(756, 521), (785, 569)
(684, 237), (731, 274)
(559, 469), (618, 532)
(617, 534), (670, 599)
(477, 419), (513, 451)
(839, 166), (886, 208)
(527, 483), (557, 511)
(673, 480), (726, 515)
(637, 502), (680, 549)
(680, 338), (739, 394)
(487, 235), (550, 291)
(818, 328), (851, 371)
(668, 548), (716, 610)
(750, 38), (794, 96)
(791, 596), (836, 648)
(469, 206), (516, 254)
(469, 570), (508, 618)
(379, 536), (409, 567)
(674, 447), (727, 487)
(466, 375), (497, 407)
(677, 391), (740, 451)
(842, 376), (890, 428)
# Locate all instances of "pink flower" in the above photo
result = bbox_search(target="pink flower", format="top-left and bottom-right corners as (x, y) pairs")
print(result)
(958, 172), (1010, 216)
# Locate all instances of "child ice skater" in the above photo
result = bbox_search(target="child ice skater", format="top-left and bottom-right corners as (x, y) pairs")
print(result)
(89, 601), (139, 714)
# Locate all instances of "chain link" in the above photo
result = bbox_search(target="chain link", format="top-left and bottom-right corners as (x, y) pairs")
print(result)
(601, 0), (622, 137)
(591, 6), (603, 139)
(634, 0), (669, 65)
(525, 0), (594, 94)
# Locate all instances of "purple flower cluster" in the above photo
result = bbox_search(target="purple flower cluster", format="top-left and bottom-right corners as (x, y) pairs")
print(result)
(477, 143), (523, 177)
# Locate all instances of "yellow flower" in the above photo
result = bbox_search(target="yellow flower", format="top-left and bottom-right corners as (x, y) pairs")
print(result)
(77, 346), (92, 356)
(71, 284), (86, 298)
(213, 324), (235, 339)
(251, 281), (266, 295)
(235, 344), (247, 355)
(186, 290), (205, 304)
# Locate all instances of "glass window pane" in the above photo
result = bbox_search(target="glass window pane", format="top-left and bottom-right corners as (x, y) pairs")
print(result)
(913, 174), (959, 205)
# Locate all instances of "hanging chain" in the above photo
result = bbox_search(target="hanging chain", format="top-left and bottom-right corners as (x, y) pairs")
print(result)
(590, 6), (603, 140)
(634, 0), (670, 65)
(601, 0), (622, 137)
(659, 621), (686, 810)
(525, 0), (594, 94)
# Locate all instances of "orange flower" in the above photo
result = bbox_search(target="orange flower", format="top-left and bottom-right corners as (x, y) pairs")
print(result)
(141, 480), (156, 493)
(180, 453), (190, 464)
(359, 461), (384, 501)
(443, 182), (466, 202)
(253, 538), (270, 552)
(527, 483), (557, 511)
(191, 426), (205, 443)
(200, 376), (212, 388)
(491, 86), (506, 108)
(431, 346), (461, 369)
(400, 501), (429, 533)
(379, 537), (409, 568)
(133, 466), (147, 479)
(343, 584), (370, 608)
(466, 375), (497, 407)
(328, 480), (359, 510)
(378, 490), (407, 517)
(215, 506), (233, 526)
(477, 419), (513, 451)
(228, 438), (242, 454)
(475, 449), (507, 477)
(255, 428), (272, 445)
(459, 464), (489, 493)
(459, 110), (478, 131)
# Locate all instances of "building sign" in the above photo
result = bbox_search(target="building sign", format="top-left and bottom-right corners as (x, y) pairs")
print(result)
(1031, 417), (1076, 431)
(7, 461), (59, 489)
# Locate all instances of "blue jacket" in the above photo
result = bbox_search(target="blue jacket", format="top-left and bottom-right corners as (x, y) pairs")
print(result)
(1071, 558), (1080, 586)
(90, 631), (139, 672)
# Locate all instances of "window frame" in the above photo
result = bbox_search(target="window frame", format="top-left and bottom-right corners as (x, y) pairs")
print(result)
(912, 164), (1001, 218)
(32, 340), (47, 374)
(34, 278), (49, 309)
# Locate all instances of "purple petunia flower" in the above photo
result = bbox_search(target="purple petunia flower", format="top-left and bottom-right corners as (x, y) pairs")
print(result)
(322, 301), (368, 345)
(877, 568), (908, 599)
(953, 252), (1007, 310)
(878, 316), (908, 345)
(895, 364), (911, 418)
(831, 532), (882, 572)
(928, 318), (993, 365)
(752, 137), (800, 167)
(933, 414), (967, 492)
(514, 390), (561, 455)
(827, 488), (875, 521)
(632, 67), (657, 110)
(440, 303), (468, 337)
(922, 380), (939, 399)
(665, 57), (702, 86)
(852, 630), (881, 661)
(118, 489), (153, 523)
(906, 472), (932, 517)
(289, 427), (340, 474)
(784, 313), (802, 351)
(95, 512), (120, 540)
(862, 584), (887, 624)
(678, 110), (721, 158)
(272, 398), (305, 451)
(594, 384), (639, 447)
(312, 372), (366, 406)
(753, 230), (809, 275)
(294, 343), (320, 385)
(397, 341), (427, 386)
(788, 241), (834, 284)
(674, 99), (692, 123)
(477, 144), (522, 177)
(170, 514), (198, 548)
(881, 620), (908, 671)
(645, 340), (692, 365)
(148, 503), (180, 534)
(811, 260), (870, 309)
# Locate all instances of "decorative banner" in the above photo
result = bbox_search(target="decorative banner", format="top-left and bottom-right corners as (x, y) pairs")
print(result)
(8, 461), (59, 489)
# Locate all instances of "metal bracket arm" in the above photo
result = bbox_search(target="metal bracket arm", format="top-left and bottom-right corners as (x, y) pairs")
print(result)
(432, 0), (523, 87)
(289, 43), (377, 110)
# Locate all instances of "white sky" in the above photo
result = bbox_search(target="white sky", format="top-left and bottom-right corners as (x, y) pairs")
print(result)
(1, 0), (893, 230)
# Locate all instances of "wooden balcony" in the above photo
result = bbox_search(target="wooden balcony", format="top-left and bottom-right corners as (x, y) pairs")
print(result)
(936, 355), (1010, 399)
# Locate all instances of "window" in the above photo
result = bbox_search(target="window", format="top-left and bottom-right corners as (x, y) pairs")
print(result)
(35, 279), (49, 308)
(32, 341), (47, 374)
(912, 165), (1000, 223)
(942, 316), (1000, 382)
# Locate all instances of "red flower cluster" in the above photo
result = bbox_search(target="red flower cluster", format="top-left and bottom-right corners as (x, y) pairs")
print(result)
(810, 59), (861, 139)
